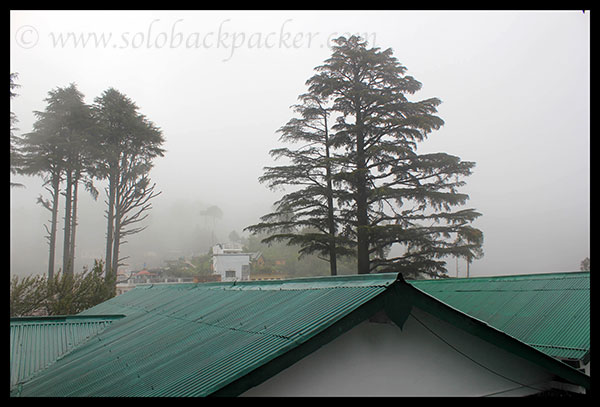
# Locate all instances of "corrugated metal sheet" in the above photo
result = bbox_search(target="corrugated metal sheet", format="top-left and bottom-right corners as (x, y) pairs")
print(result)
(10, 315), (123, 389)
(12, 272), (589, 397)
(13, 273), (397, 397)
(409, 272), (590, 362)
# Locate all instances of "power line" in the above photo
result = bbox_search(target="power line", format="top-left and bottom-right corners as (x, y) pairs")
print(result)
(408, 312), (546, 395)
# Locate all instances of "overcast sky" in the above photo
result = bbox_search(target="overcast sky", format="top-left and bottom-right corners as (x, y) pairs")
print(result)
(10, 10), (590, 278)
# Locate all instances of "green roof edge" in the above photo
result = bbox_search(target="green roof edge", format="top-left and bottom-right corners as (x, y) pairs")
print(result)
(10, 314), (126, 323)
(409, 270), (589, 284)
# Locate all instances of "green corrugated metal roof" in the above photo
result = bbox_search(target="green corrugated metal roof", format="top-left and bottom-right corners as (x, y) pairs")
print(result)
(409, 272), (590, 362)
(10, 315), (123, 390)
(10, 272), (590, 397)
(12, 274), (397, 397)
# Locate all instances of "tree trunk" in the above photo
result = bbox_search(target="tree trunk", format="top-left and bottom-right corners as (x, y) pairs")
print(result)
(467, 256), (471, 278)
(47, 174), (60, 280)
(62, 170), (73, 275)
(111, 165), (123, 278)
(323, 114), (337, 276)
(355, 108), (370, 274)
(105, 170), (116, 280)
(69, 174), (79, 273)
(111, 210), (121, 279)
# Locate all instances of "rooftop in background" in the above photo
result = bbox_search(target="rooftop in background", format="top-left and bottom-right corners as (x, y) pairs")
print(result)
(134, 270), (155, 276)
(212, 243), (245, 254)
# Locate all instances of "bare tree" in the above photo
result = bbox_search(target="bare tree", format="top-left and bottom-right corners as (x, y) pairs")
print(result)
(111, 161), (161, 273)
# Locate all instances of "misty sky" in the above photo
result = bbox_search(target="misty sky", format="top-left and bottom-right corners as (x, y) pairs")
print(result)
(10, 10), (590, 278)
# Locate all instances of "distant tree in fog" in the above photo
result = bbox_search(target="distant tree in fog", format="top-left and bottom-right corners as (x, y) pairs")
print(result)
(200, 205), (223, 245)
(10, 73), (24, 189)
(92, 88), (164, 289)
(18, 84), (95, 278)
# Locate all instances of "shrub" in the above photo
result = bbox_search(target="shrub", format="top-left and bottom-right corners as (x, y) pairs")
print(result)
(10, 260), (116, 317)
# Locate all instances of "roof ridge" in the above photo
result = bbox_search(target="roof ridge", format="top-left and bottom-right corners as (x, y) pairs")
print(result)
(530, 343), (590, 352)
(408, 271), (589, 283)
(10, 314), (125, 323)
(204, 272), (400, 290)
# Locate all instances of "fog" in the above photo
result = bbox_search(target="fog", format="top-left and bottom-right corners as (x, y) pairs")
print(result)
(10, 10), (590, 278)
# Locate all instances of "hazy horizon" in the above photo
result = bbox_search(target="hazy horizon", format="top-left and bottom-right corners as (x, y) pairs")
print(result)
(10, 10), (590, 279)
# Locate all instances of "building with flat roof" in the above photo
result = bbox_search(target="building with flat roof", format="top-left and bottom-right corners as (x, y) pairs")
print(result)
(211, 243), (258, 281)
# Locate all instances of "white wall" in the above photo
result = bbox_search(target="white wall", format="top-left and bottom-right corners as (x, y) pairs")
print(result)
(242, 307), (555, 397)
(212, 254), (250, 281)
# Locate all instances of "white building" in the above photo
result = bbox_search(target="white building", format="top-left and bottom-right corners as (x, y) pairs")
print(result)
(211, 243), (252, 281)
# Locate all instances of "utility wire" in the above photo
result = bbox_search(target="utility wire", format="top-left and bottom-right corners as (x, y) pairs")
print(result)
(408, 312), (547, 395)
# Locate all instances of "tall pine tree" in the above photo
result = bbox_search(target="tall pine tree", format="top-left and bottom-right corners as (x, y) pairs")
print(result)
(307, 36), (483, 278)
(252, 36), (483, 278)
(246, 93), (354, 276)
